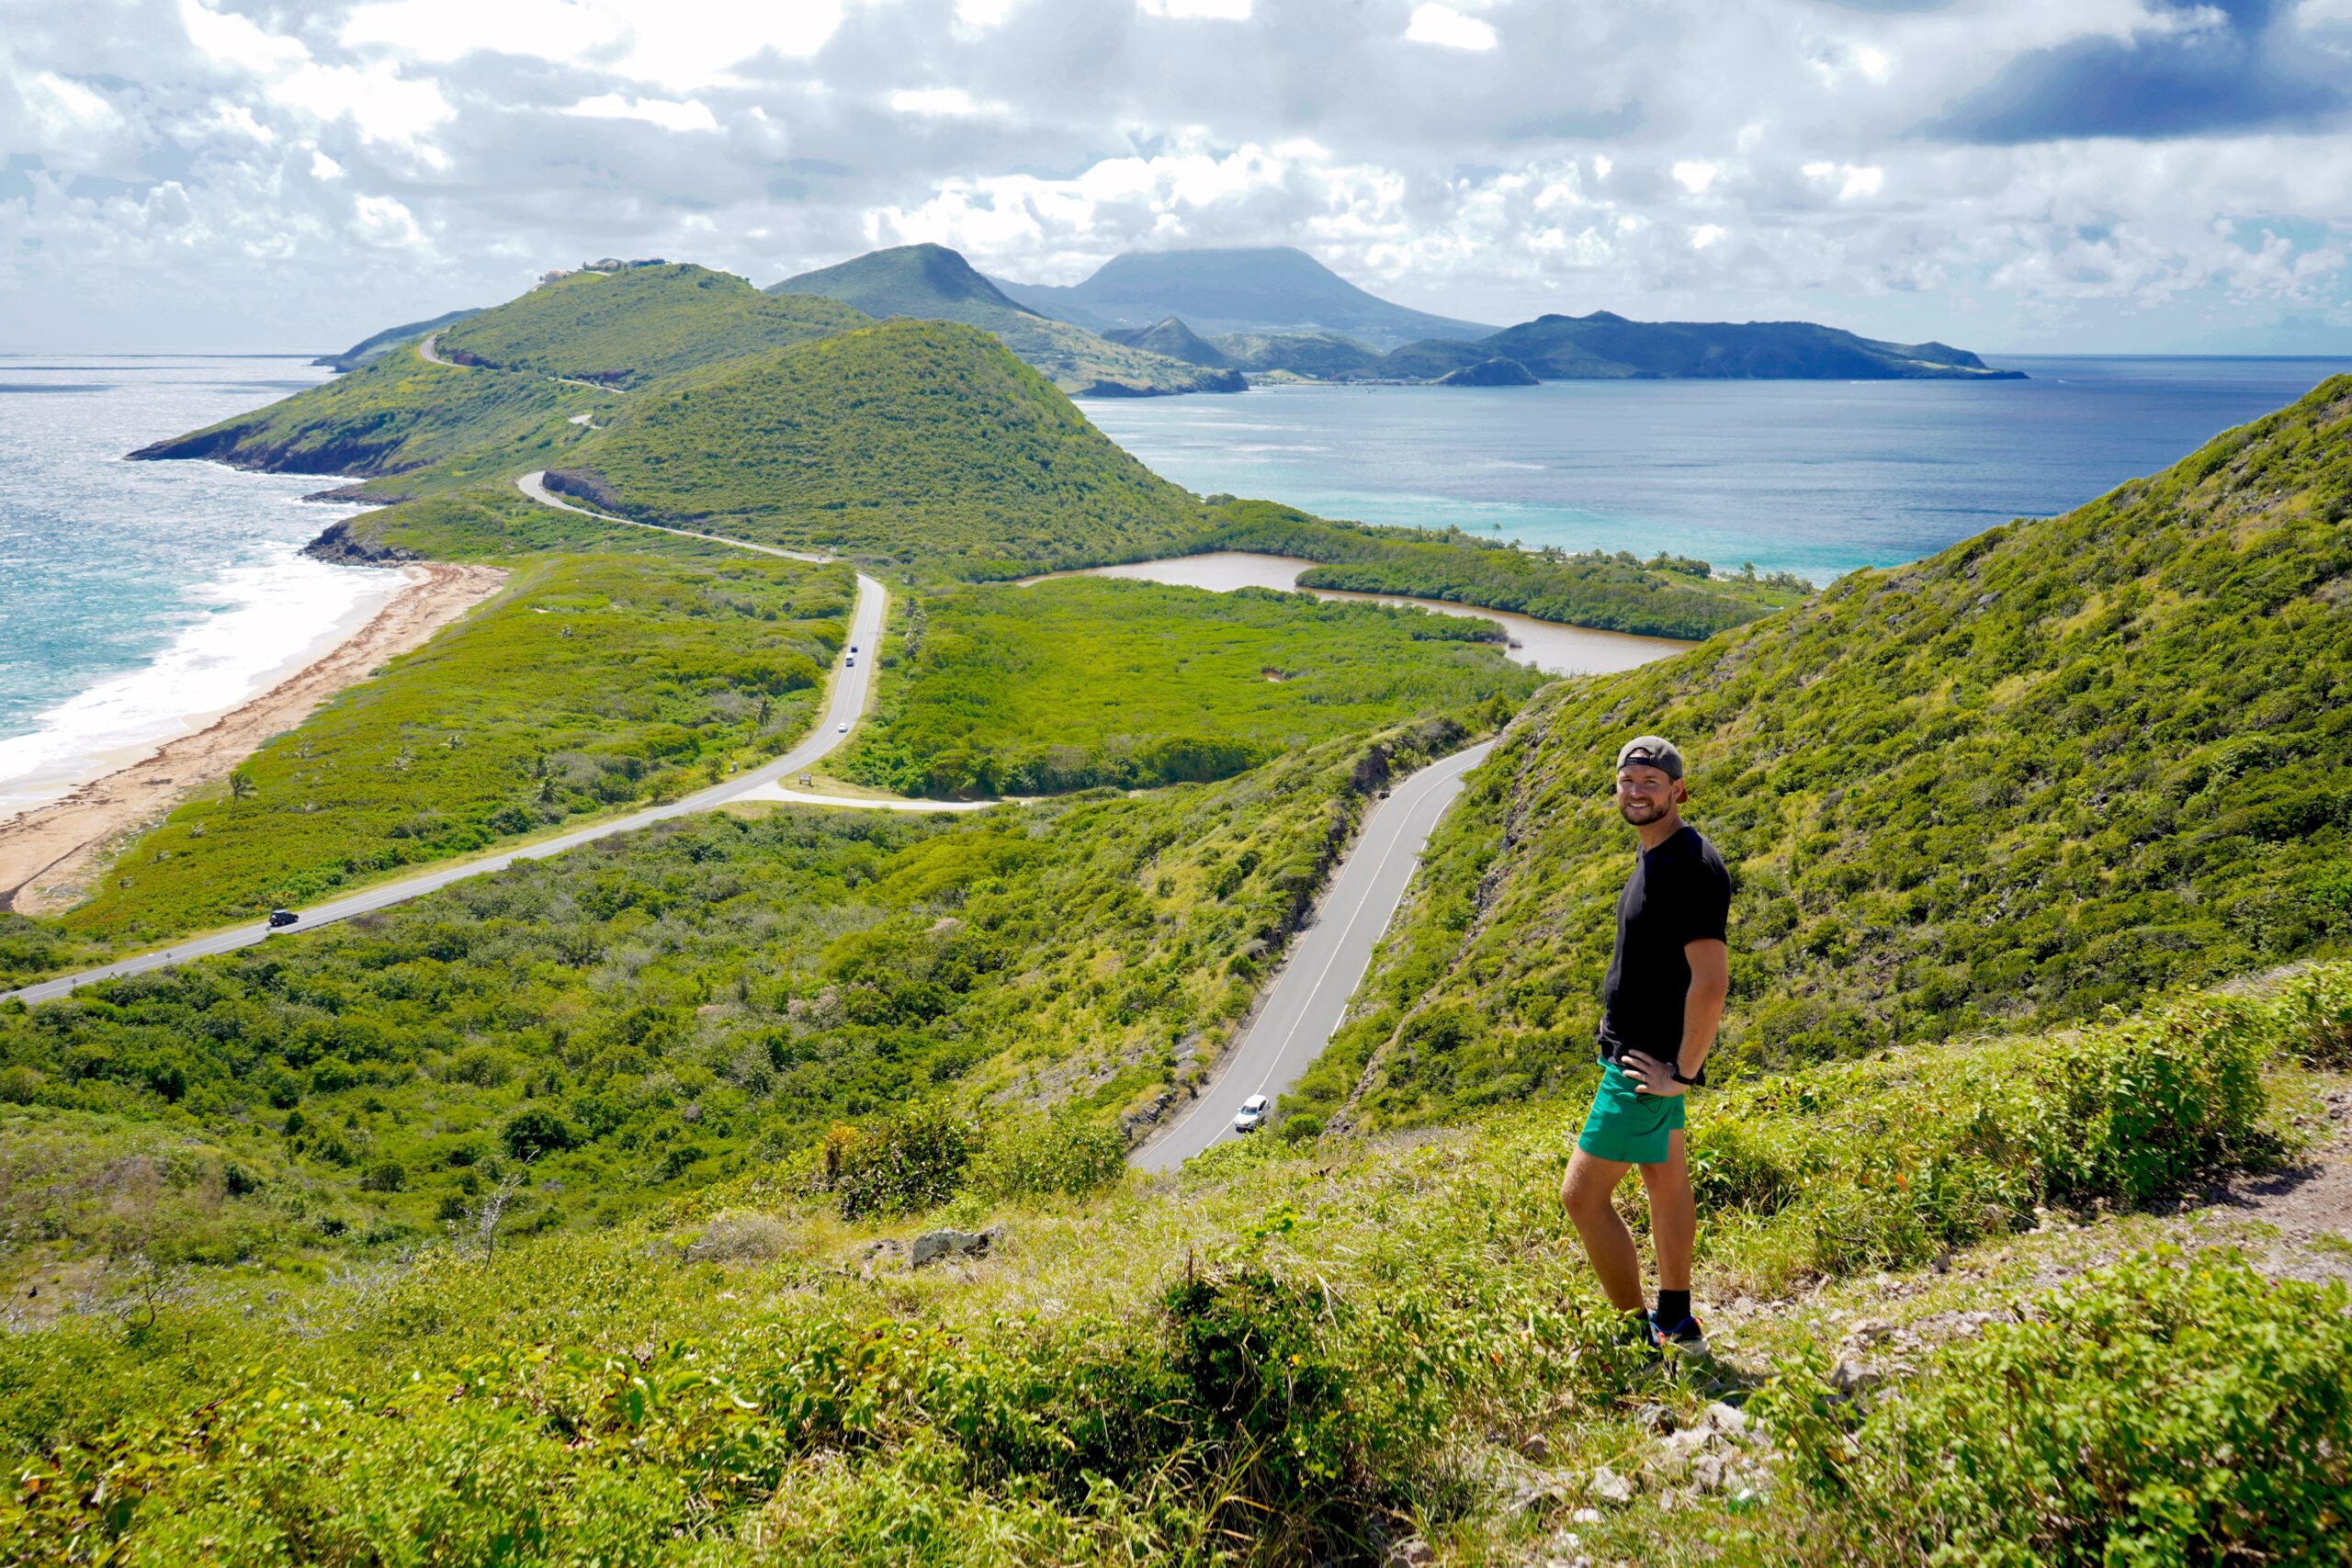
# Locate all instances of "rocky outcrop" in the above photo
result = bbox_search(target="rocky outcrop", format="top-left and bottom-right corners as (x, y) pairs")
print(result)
(302, 518), (418, 567)
(910, 1225), (1003, 1268)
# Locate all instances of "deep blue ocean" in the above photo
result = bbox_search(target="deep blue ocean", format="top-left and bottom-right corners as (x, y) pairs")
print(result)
(0, 355), (374, 814)
(1080, 355), (2352, 581)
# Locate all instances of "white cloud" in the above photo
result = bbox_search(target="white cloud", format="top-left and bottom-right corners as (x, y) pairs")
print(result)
(566, 94), (722, 133)
(1672, 161), (1717, 195)
(888, 87), (995, 118)
(1136, 0), (1252, 17)
(311, 150), (345, 180)
(1691, 223), (1725, 249)
(1404, 5), (1497, 51)
(352, 193), (425, 248)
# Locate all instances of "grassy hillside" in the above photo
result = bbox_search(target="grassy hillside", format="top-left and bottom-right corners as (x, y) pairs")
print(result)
(840, 578), (1539, 796)
(1204, 499), (1803, 637)
(3, 964), (2337, 1564)
(60, 553), (853, 944)
(1292, 375), (2352, 1132)
(0, 723), (1468, 1256)
(435, 264), (866, 388)
(130, 345), (595, 481)
(561, 319), (1216, 575)
(771, 244), (1244, 397)
(312, 306), (480, 372)
(1210, 331), (1383, 378)
(1102, 316), (1231, 367)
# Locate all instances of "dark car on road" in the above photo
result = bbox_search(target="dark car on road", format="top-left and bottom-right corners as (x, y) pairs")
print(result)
(267, 908), (299, 930)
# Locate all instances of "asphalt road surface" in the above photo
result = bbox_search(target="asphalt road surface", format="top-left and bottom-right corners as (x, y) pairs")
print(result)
(1134, 739), (1497, 1171)
(5, 569), (886, 1007)
(515, 471), (831, 563)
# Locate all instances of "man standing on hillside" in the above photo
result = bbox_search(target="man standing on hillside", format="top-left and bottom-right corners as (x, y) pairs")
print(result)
(1561, 735), (1732, 1356)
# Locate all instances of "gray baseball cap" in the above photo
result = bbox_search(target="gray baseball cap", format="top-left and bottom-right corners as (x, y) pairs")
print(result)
(1614, 734), (1683, 780)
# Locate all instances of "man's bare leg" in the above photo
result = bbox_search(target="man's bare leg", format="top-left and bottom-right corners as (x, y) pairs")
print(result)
(1560, 1149), (1645, 1313)
(1638, 1129), (1693, 1293)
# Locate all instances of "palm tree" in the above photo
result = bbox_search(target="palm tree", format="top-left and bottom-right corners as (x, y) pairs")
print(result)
(228, 771), (254, 802)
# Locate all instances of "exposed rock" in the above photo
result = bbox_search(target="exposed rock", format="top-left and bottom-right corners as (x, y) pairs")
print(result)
(1830, 1358), (1884, 1395)
(910, 1225), (1003, 1269)
(302, 519), (418, 567)
(1519, 1432), (1552, 1464)
(1385, 1539), (1436, 1567)
(1589, 1465), (1634, 1506)
(1632, 1401), (1675, 1435)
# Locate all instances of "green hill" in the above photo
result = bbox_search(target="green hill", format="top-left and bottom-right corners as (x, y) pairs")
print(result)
(1102, 315), (1230, 367)
(434, 264), (866, 388)
(769, 244), (1243, 396)
(1212, 330), (1384, 378)
(555, 319), (1215, 574)
(1291, 374), (2352, 1130)
(311, 307), (481, 372)
(130, 344), (594, 480)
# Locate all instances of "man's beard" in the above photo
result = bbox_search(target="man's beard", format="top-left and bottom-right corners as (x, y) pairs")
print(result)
(1619, 798), (1667, 824)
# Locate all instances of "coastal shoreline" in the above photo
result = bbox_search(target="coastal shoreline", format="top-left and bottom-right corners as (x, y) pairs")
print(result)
(0, 560), (507, 917)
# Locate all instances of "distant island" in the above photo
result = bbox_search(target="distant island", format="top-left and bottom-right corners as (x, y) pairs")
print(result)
(810, 243), (2022, 389)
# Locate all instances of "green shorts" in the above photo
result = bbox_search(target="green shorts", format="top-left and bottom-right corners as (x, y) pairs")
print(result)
(1576, 1060), (1685, 1165)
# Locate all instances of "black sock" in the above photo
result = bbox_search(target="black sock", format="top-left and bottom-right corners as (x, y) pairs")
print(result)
(1655, 1290), (1690, 1327)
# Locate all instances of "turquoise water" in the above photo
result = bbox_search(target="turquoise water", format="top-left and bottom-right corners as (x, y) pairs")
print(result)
(1080, 355), (2352, 581)
(0, 355), (376, 813)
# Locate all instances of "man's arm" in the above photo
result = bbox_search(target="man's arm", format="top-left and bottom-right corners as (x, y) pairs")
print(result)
(1675, 937), (1729, 1080)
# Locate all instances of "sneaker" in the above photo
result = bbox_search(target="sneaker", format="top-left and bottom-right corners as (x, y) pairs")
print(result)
(1652, 1314), (1708, 1357)
(1619, 1309), (1664, 1362)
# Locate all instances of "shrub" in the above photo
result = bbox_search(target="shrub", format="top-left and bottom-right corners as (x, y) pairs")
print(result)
(966, 1116), (1128, 1201)
(502, 1105), (580, 1162)
(1756, 1249), (2352, 1568)
(820, 1106), (978, 1218)
(2280, 963), (2352, 1067)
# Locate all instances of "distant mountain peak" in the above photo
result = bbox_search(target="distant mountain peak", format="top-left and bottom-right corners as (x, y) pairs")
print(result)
(779, 243), (1040, 319)
(990, 245), (1496, 350)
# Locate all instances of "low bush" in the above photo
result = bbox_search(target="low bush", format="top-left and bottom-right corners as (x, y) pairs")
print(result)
(1755, 1248), (2352, 1568)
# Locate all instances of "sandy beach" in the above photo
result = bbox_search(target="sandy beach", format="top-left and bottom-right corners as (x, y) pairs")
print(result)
(0, 561), (506, 916)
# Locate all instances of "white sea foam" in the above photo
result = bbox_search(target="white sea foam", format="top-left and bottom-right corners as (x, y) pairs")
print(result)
(0, 546), (398, 818)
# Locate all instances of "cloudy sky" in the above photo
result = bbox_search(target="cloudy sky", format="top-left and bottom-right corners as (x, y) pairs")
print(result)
(4, 0), (2348, 353)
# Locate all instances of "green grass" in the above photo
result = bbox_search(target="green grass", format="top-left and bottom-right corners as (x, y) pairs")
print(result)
(0, 722), (1473, 1252)
(57, 552), (853, 944)
(1299, 374), (2352, 1129)
(562, 320), (1216, 575)
(1204, 498), (1802, 638)
(839, 578), (1542, 796)
(130, 344), (598, 483)
(437, 264), (867, 389)
(0, 966), (2326, 1564)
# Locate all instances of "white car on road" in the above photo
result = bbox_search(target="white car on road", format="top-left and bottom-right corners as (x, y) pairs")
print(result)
(1233, 1094), (1271, 1134)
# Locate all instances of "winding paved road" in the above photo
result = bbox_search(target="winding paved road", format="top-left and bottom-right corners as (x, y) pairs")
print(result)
(4, 570), (888, 1008)
(13, 443), (1497, 1175)
(1134, 739), (1496, 1170)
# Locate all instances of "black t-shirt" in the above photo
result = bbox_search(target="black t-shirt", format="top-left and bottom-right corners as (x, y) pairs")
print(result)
(1598, 824), (1731, 1075)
